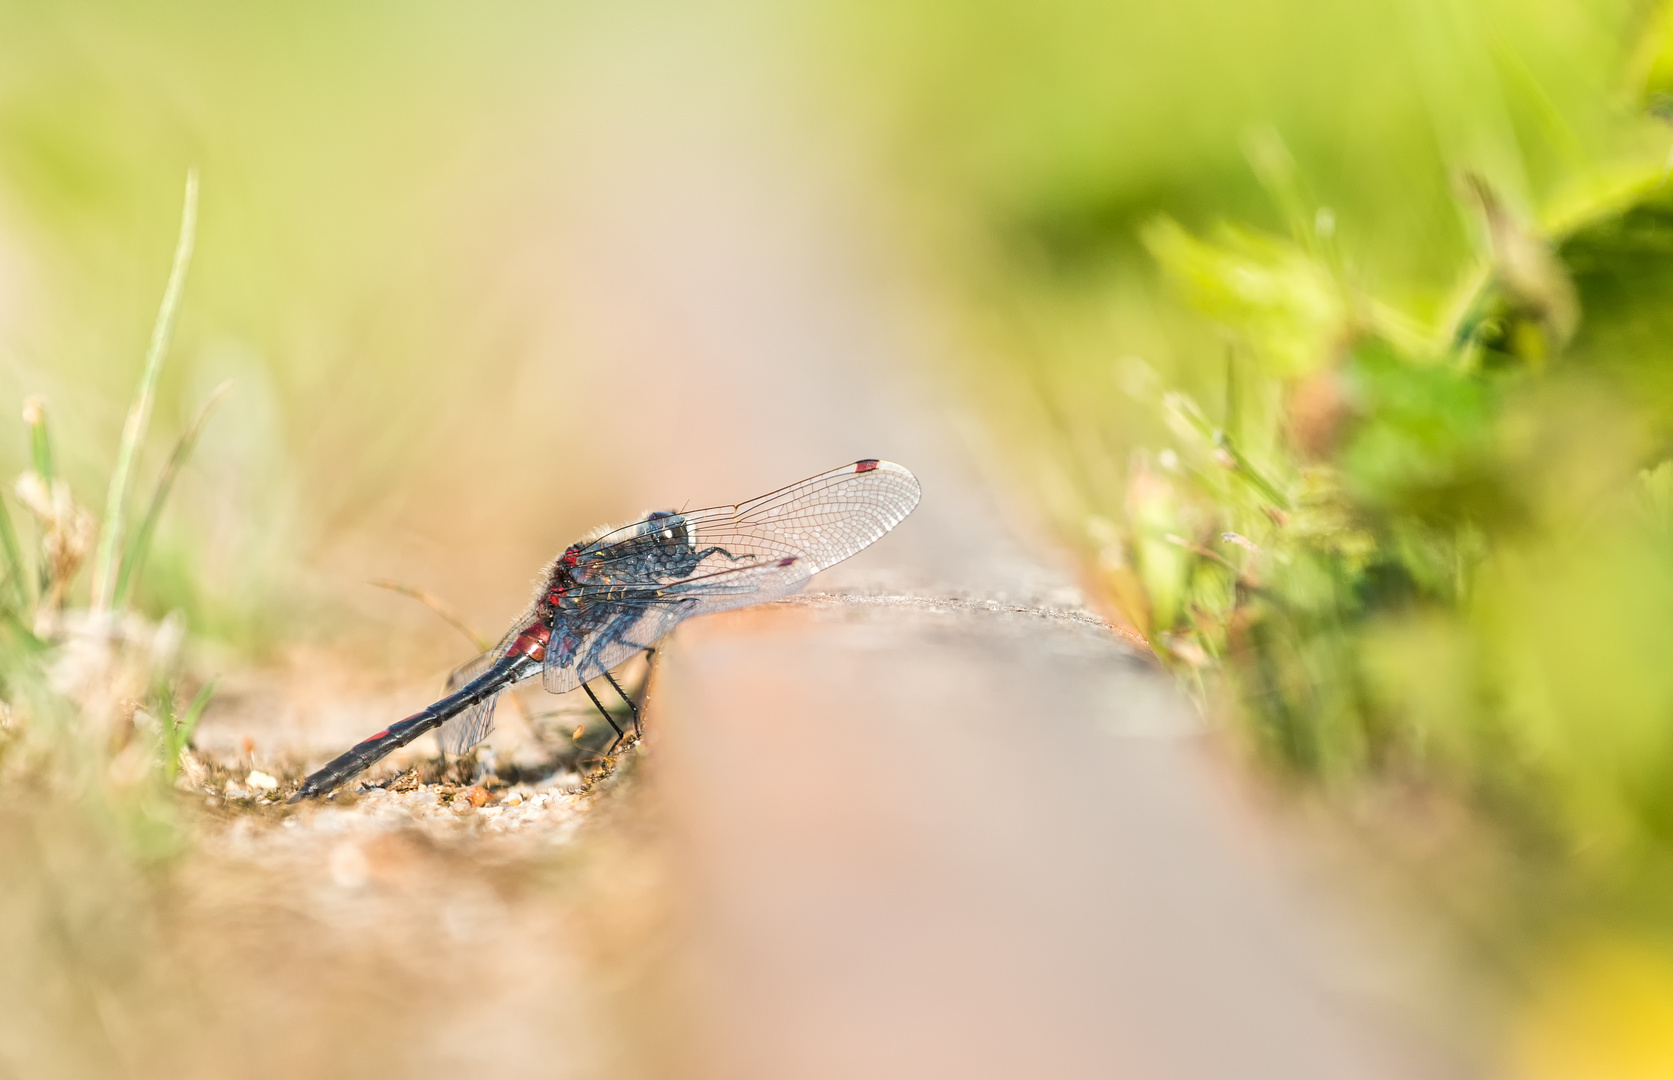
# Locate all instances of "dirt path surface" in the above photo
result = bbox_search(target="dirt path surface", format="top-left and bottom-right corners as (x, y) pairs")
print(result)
(175, 11), (1461, 1079)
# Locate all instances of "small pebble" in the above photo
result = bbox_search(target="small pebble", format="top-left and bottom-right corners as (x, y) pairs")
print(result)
(247, 770), (279, 791)
(464, 786), (490, 808)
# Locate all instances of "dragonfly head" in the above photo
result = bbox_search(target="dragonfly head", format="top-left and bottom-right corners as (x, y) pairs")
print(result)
(645, 510), (693, 551)
(643, 510), (705, 575)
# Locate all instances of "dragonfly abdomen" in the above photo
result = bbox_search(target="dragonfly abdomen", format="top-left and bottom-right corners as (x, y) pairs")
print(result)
(289, 654), (528, 801)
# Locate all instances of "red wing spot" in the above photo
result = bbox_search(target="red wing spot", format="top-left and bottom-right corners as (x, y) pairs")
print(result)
(777, 556), (798, 567)
(855, 459), (880, 472)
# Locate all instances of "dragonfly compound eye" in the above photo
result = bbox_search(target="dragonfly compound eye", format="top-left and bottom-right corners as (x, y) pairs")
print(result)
(644, 510), (689, 551)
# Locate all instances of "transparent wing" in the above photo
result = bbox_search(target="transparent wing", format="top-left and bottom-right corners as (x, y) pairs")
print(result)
(542, 603), (683, 694)
(541, 461), (919, 693)
(542, 559), (812, 693)
(436, 622), (532, 754)
(579, 459), (920, 584)
(444, 626), (518, 693)
(437, 692), (501, 755)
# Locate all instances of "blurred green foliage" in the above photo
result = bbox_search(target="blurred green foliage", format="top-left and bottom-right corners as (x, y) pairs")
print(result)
(1132, 143), (1673, 944)
(824, 0), (1673, 998)
(0, 1), (587, 648)
(0, 169), (220, 892)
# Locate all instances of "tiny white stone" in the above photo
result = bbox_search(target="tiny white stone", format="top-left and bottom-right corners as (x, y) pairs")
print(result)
(246, 770), (279, 791)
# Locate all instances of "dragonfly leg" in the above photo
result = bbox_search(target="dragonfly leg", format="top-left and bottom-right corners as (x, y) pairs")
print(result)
(635, 648), (659, 726)
(581, 680), (625, 750)
(602, 670), (640, 737)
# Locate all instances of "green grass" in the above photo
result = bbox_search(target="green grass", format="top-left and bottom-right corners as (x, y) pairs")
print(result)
(0, 171), (221, 862)
(90, 168), (196, 615)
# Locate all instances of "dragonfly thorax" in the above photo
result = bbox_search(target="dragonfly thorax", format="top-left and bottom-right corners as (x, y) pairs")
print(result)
(541, 513), (706, 614)
(540, 544), (583, 613)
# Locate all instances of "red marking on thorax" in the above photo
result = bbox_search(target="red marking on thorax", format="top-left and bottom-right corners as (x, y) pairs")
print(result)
(561, 545), (580, 568)
(855, 459), (880, 472)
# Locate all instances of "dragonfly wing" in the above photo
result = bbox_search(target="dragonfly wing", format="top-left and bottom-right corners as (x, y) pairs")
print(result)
(695, 458), (921, 573)
(543, 460), (920, 694)
(438, 620), (537, 752)
(541, 555), (815, 693)
(542, 601), (689, 693)
(642, 549), (816, 616)
(437, 692), (500, 755)
(445, 623), (521, 692)
(581, 460), (919, 578)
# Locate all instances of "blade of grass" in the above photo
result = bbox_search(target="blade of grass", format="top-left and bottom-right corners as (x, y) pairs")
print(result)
(23, 396), (53, 482)
(114, 380), (233, 608)
(1214, 432), (1292, 508)
(369, 579), (490, 651)
(0, 491), (26, 612)
(0, 604), (47, 654)
(374, 575), (542, 735)
(91, 169), (198, 615)
(177, 677), (216, 745)
(164, 677), (217, 780)
(368, 580), (537, 729)
(18, 396), (52, 610)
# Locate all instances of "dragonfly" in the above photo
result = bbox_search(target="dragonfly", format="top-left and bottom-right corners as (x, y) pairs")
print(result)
(291, 459), (921, 800)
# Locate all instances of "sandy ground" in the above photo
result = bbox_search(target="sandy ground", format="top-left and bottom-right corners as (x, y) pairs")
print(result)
(173, 492), (1460, 1080)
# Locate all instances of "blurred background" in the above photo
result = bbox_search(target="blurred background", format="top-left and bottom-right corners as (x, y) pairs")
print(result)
(6, 0), (1673, 1076)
